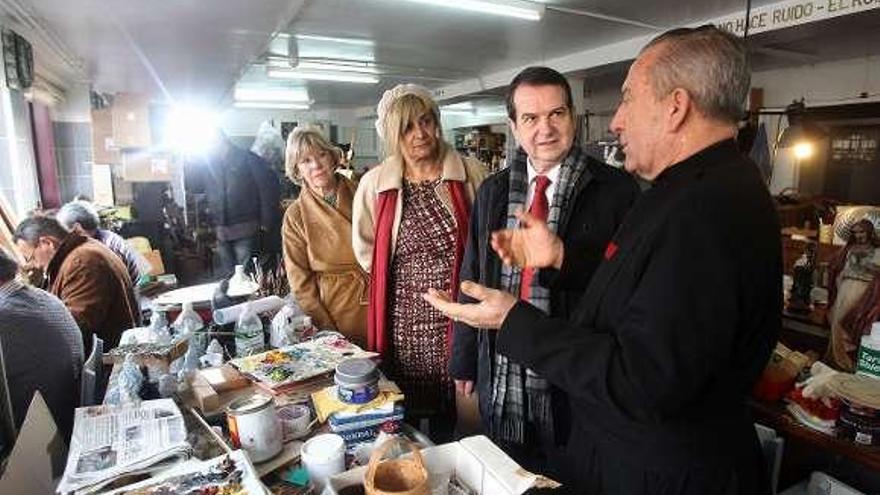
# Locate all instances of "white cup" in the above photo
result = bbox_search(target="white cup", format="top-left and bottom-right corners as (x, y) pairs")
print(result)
(301, 433), (346, 493)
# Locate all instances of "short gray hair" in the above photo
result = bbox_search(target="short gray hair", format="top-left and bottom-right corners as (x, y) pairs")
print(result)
(57, 200), (100, 232)
(642, 25), (750, 124)
(13, 216), (69, 245)
(0, 248), (17, 282)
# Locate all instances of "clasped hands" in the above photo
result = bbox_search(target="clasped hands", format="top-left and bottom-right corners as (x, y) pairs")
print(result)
(422, 209), (564, 330)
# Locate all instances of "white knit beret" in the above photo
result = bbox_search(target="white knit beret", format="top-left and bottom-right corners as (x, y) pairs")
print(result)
(374, 83), (435, 141)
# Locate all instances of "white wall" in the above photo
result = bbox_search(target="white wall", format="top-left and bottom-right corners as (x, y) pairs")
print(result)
(49, 83), (91, 123)
(753, 55), (880, 108)
(577, 53), (880, 192)
(584, 84), (622, 143)
(0, 88), (40, 218)
(753, 54), (880, 194)
(220, 107), (360, 137)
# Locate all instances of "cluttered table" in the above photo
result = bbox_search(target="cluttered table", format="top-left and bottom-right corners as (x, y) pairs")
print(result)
(52, 277), (555, 495)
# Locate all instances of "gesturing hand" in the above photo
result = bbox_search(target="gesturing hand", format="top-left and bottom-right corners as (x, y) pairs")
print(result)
(422, 281), (517, 330)
(490, 209), (564, 269)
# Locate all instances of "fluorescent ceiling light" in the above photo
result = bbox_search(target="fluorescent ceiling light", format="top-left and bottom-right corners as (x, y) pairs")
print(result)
(266, 58), (381, 74)
(398, 0), (544, 21)
(234, 102), (310, 110)
(268, 70), (379, 84)
(297, 61), (380, 74)
(234, 87), (310, 103)
(293, 34), (375, 46)
(442, 102), (474, 111)
(442, 109), (476, 116)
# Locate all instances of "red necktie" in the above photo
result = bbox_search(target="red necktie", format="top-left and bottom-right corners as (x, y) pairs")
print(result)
(520, 175), (551, 300)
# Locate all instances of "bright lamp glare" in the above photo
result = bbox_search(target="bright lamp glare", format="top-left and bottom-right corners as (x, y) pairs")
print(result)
(793, 142), (813, 160)
(164, 106), (220, 156)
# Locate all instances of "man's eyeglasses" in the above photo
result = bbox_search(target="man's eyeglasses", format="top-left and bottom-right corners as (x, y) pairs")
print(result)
(19, 245), (36, 265)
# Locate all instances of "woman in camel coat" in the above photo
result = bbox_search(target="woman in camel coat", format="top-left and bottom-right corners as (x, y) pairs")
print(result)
(282, 128), (368, 347)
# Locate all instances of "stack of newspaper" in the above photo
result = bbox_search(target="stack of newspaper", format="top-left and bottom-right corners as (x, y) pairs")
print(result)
(57, 399), (192, 494)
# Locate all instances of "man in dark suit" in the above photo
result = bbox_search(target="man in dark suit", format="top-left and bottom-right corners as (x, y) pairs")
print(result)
(448, 67), (638, 475)
(426, 26), (780, 495)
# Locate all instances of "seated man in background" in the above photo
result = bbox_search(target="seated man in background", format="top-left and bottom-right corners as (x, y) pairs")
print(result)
(56, 200), (151, 286)
(0, 248), (83, 440)
(13, 216), (140, 351)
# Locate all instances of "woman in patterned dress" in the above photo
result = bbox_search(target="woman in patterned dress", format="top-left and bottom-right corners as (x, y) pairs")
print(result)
(353, 85), (487, 436)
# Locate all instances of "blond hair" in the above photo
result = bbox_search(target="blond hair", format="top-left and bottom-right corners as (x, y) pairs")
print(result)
(284, 128), (341, 184)
(381, 92), (446, 158)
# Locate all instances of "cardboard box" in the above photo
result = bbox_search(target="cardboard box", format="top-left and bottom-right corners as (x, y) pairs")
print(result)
(143, 249), (165, 276)
(327, 435), (559, 494)
(91, 107), (119, 164)
(122, 151), (173, 182)
(112, 92), (152, 149)
(0, 392), (65, 494)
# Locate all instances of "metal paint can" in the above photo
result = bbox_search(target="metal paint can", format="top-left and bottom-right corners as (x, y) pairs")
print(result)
(226, 393), (283, 463)
(838, 398), (880, 446)
(335, 358), (380, 404)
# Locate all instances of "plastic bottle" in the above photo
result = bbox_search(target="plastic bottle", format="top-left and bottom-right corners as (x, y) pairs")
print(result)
(856, 322), (880, 379)
(173, 301), (207, 353)
(228, 264), (258, 297)
(200, 338), (225, 368)
(235, 303), (265, 357)
(173, 301), (203, 335)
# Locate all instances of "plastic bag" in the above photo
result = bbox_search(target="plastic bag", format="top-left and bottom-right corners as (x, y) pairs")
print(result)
(250, 121), (285, 168)
(148, 311), (171, 345)
(270, 303), (302, 348)
(105, 354), (144, 405)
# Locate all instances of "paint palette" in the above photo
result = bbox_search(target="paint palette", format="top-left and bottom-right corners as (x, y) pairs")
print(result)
(229, 335), (377, 391)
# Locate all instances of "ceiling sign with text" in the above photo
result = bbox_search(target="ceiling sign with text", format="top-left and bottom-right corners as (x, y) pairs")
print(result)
(713, 0), (880, 36)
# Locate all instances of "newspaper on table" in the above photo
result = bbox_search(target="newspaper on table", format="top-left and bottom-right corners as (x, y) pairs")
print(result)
(57, 398), (192, 494)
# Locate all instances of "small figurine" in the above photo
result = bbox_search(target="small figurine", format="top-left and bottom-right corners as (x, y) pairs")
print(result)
(789, 241), (817, 313)
(827, 219), (880, 371)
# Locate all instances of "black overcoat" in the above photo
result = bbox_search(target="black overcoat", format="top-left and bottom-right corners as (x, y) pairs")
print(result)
(499, 140), (781, 494)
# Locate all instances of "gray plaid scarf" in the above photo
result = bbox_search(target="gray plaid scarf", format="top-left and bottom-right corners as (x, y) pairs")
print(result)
(491, 145), (590, 445)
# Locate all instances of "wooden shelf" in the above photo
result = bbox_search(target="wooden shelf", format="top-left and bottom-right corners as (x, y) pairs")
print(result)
(751, 399), (880, 472)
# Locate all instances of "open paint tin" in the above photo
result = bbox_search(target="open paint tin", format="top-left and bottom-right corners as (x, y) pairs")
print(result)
(829, 373), (880, 446)
(335, 358), (380, 404)
(226, 394), (283, 462)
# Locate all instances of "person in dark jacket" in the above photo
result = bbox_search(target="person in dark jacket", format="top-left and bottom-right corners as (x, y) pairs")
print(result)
(448, 67), (638, 474)
(426, 26), (779, 494)
(202, 131), (281, 275)
(0, 248), (83, 441)
(14, 216), (139, 352)
(56, 200), (150, 285)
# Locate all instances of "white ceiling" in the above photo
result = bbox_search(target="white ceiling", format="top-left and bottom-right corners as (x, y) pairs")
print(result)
(16, 0), (304, 104)
(11, 0), (880, 112)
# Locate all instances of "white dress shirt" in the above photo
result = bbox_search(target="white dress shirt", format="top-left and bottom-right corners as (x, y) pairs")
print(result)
(526, 158), (562, 209)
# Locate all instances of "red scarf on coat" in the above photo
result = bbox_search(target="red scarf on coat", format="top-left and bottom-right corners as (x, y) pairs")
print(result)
(367, 181), (470, 357)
